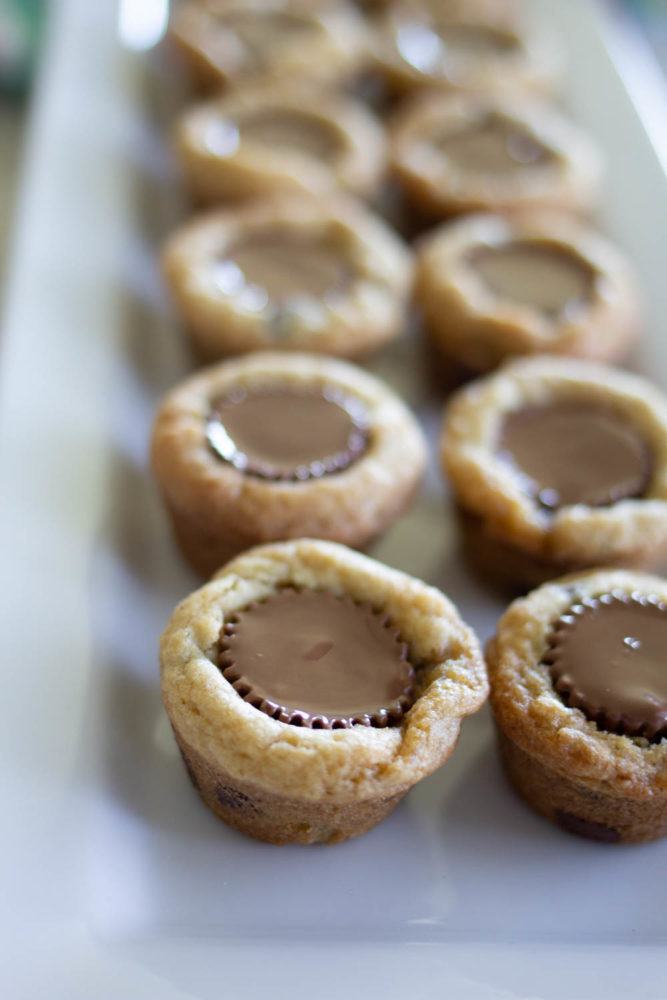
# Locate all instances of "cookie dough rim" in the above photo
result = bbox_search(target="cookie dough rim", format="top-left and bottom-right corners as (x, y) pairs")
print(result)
(442, 357), (667, 564)
(372, 5), (561, 98)
(389, 91), (603, 215)
(416, 212), (641, 365)
(169, 0), (369, 93)
(162, 194), (413, 360)
(160, 539), (488, 802)
(151, 350), (426, 533)
(173, 83), (387, 203)
(486, 569), (667, 796)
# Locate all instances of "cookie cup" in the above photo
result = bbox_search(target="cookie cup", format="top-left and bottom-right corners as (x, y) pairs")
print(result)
(174, 83), (387, 205)
(152, 352), (426, 576)
(170, 0), (368, 94)
(162, 194), (413, 363)
(487, 569), (667, 843)
(160, 539), (488, 844)
(372, 4), (560, 99)
(416, 212), (641, 372)
(442, 357), (667, 590)
(389, 92), (603, 219)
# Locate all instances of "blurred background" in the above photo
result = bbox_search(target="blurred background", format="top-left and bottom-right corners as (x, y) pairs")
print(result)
(0, 0), (665, 303)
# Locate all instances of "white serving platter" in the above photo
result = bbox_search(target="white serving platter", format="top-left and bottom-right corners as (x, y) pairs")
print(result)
(2, 0), (667, 996)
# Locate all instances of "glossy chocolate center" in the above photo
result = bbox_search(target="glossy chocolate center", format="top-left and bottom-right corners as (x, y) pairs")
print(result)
(470, 242), (595, 317)
(543, 594), (667, 741)
(207, 384), (368, 480)
(239, 109), (343, 160)
(219, 589), (414, 728)
(395, 20), (517, 75)
(499, 402), (651, 509)
(217, 11), (316, 69)
(438, 114), (554, 174)
(220, 231), (349, 302)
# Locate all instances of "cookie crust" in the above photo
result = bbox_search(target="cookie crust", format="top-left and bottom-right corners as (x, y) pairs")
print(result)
(152, 352), (426, 576)
(442, 357), (667, 578)
(487, 570), (667, 842)
(160, 539), (488, 842)
(174, 83), (387, 205)
(389, 92), (603, 219)
(416, 212), (642, 372)
(162, 194), (413, 363)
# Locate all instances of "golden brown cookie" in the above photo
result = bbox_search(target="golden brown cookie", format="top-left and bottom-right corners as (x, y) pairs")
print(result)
(174, 82), (387, 205)
(442, 357), (667, 591)
(487, 569), (667, 843)
(162, 194), (413, 363)
(170, 0), (368, 93)
(372, 1), (560, 99)
(152, 351), (426, 576)
(160, 538), (488, 844)
(389, 91), (603, 220)
(416, 212), (642, 372)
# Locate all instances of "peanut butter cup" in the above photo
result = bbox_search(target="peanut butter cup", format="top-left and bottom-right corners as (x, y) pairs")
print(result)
(219, 589), (413, 728)
(498, 402), (652, 511)
(174, 85), (387, 205)
(543, 594), (667, 742)
(442, 358), (667, 591)
(160, 539), (488, 844)
(206, 383), (368, 480)
(152, 352), (426, 576)
(469, 243), (594, 317)
(435, 113), (555, 174)
(487, 570), (667, 843)
(416, 214), (641, 372)
(390, 93), (603, 219)
(162, 194), (413, 362)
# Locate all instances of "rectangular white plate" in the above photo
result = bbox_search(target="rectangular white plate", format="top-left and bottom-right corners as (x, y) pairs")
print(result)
(3, 0), (667, 996)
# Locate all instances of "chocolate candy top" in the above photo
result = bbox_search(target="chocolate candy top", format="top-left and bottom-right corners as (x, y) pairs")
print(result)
(206, 384), (369, 481)
(219, 589), (415, 728)
(543, 593), (667, 742)
(499, 401), (652, 510)
(437, 113), (555, 174)
(395, 20), (518, 76)
(211, 10), (316, 71)
(470, 241), (595, 317)
(220, 230), (351, 302)
(239, 109), (343, 160)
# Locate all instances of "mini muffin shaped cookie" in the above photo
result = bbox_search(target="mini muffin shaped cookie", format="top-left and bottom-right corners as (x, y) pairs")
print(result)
(160, 538), (488, 844)
(442, 357), (667, 590)
(162, 194), (413, 362)
(416, 213), (641, 372)
(152, 352), (426, 576)
(174, 83), (387, 205)
(487, 569), (667, 843)
(390, 92), (603, 219)
(372, 1), (560, 98)
(170, 0), (368, 93)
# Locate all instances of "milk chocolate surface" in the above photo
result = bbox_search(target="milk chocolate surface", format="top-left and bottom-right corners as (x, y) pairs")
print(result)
(214, 10), (315, 70)
(219, 589), (414, 728)
(437, 114), (554, 174)
(470, 242), (594, 316)
(207, 384), (368, 479)
(224, 231), (349, 301)
(544, 594), (667, 741)
(239, 109), (343, 160)
(499, 402), (651, 509)
(395, 20), (517, 76)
